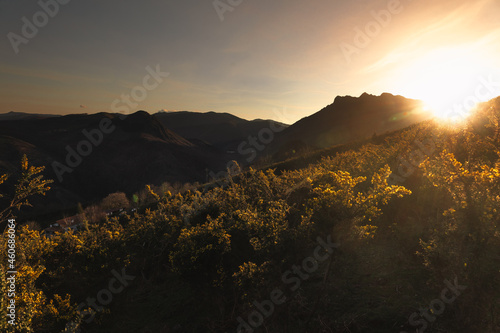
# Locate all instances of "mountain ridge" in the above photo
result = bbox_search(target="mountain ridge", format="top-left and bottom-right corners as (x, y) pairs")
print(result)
(0, 92), (434, 218)
(265, 92), (430, 160)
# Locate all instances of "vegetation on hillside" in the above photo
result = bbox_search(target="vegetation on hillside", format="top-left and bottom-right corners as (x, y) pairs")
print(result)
(1, 101), (500, 332)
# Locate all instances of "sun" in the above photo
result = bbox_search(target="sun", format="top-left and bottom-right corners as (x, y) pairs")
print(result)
(396, 46), (497, 121)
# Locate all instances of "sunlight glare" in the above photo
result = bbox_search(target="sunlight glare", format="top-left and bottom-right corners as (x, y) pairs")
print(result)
(396, 46), (496, 121)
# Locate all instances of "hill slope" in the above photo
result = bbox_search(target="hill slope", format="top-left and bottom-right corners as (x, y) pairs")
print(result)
(155, 111), (289, 151)
(268, 92), (430, 159)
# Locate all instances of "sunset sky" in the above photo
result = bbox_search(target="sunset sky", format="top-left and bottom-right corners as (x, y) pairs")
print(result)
(1, 0), (499, 123)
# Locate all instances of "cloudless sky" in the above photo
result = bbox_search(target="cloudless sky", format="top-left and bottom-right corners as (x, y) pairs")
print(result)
(0, 0), (499, 123)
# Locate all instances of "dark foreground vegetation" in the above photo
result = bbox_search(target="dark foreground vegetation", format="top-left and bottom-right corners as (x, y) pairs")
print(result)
(1, 99), (500, 332)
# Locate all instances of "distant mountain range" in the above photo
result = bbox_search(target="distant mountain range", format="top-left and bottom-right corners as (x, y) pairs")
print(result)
(0, 111), (60, 121)
(154, 111), (289, 151)
(0, 93), (431, 216)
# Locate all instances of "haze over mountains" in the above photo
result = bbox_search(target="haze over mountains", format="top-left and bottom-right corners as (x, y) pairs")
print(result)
(0, 92), (431, 215)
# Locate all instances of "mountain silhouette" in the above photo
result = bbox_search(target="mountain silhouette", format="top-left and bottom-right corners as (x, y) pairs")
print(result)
(0, 111), (59, 121)
(267, 92), (429, 159)
(155, 111), (288, 151)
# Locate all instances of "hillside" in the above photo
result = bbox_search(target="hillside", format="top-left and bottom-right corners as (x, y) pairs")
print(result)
(267, 93), (431, 160)
(0, 94), (427, 219)
(1, 96), (500, 332)
(0, 94), (424, 217)
(155, 111), (289, 151)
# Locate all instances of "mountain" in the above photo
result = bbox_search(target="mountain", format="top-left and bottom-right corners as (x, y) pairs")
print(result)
(0, 111), (60, 121)
(267, 93), (430, 159)
(0, 111), (230, 215)
(0, 95), (431, 216)
(154, 111), (289, 151)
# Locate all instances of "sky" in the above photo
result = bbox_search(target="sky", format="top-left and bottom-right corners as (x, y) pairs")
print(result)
(0, 0), (499, 123)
